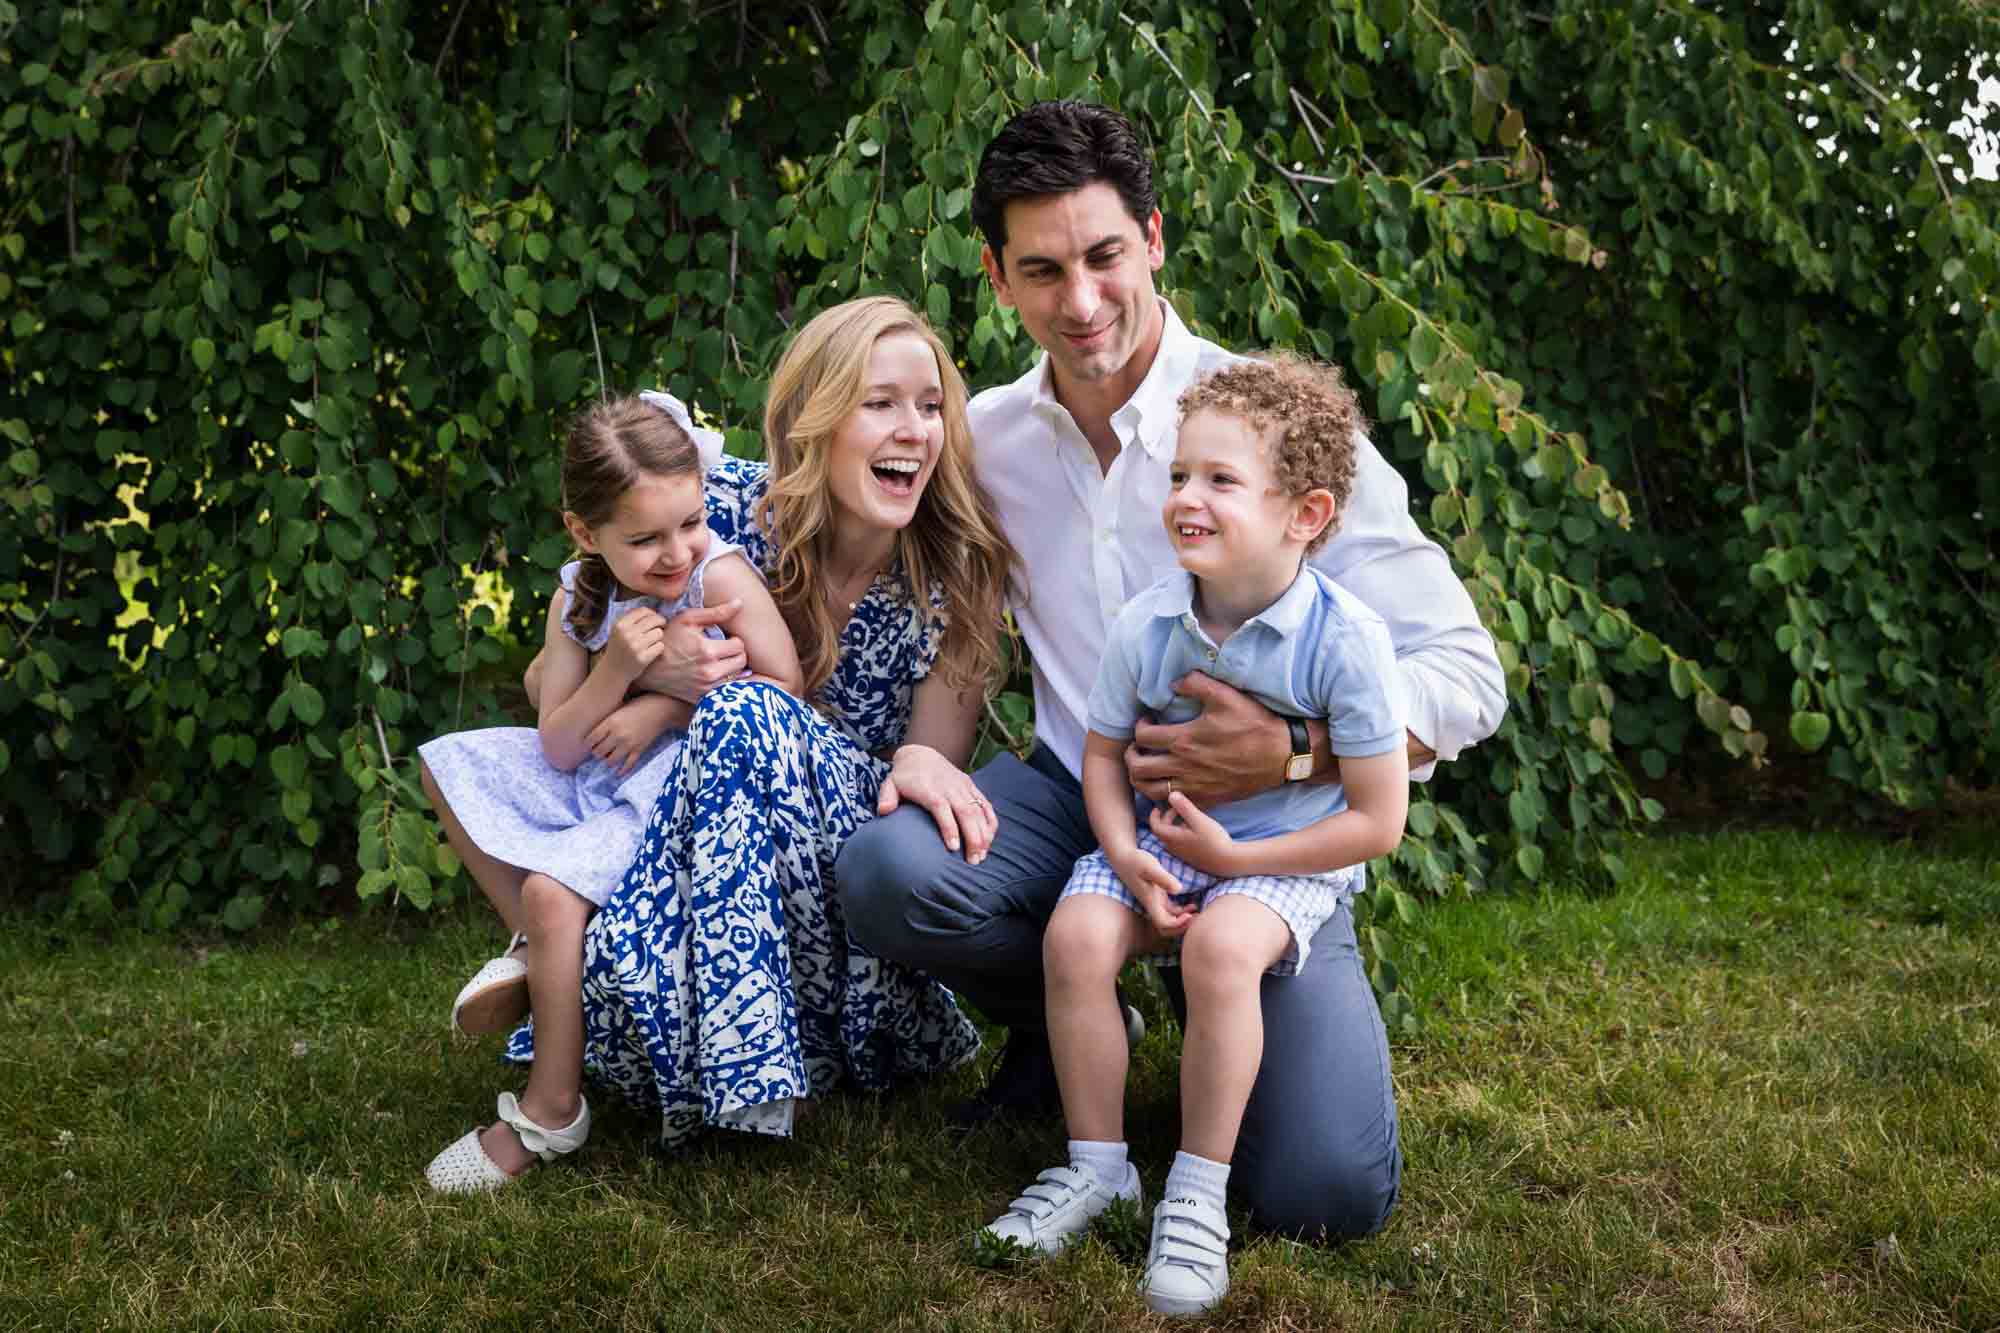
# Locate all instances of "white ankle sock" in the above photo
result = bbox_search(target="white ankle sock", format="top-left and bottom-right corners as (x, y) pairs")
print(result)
(1163, 1149), (1229, 1213)
(1068, 1138), (1131, 1190)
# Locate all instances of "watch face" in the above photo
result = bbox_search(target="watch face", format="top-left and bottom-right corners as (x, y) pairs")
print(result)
(1285, 753), (1315, 782)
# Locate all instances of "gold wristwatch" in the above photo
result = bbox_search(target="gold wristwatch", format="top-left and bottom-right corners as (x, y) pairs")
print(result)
(1283, 718), (1314, 782)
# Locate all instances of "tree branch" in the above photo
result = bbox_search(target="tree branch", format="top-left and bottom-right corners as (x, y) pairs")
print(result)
(1118, 14), (1228, 156)
(1837, 62), (1952, 206)
(432, 0), (468, 81)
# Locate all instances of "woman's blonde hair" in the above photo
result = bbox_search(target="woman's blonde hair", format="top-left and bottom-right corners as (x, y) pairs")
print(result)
(760, 296), (1014, 698)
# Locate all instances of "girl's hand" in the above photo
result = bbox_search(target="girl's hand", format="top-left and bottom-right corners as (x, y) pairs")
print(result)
(1110, 846), (1193, 938)
(602, 607), (668, 684)
(877, 743), (997, 864)
(587, 698), (674, 775)
(1147, 791), (1240, 877)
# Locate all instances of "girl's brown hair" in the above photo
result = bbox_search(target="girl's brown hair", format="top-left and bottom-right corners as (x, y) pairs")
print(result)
(760, 296), (1015, 698)
(561, 396), (701, 641)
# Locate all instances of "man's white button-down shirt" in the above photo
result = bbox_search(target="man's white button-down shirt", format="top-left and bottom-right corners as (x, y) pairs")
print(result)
(970, 299), (1506, 782)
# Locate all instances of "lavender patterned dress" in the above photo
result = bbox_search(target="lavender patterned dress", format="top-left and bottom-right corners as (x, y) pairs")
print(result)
(505, 456), (981, 1143)
(417, 544), (739, 910)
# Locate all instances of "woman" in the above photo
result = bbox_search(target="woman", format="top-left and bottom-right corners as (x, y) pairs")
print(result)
(433, 296), (1016, 1186)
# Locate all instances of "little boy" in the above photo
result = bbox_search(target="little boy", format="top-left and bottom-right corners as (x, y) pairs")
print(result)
(980, 355), (1410, 1317)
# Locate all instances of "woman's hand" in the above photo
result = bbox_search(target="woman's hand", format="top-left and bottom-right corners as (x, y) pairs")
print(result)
(631, 602), (749, 701)
(601, 607), (668, 685)
(876, 743), (997, 864)
(1146, 790), (1241, 878)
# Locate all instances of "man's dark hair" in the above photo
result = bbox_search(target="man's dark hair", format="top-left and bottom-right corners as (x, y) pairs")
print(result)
(971, 100), (1158, 259)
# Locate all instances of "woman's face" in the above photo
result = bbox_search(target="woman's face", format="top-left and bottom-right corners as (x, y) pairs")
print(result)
(825, 332), (946, 535)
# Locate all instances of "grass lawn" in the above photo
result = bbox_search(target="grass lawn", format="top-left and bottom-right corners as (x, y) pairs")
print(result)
(2, 822), (1996, 1331)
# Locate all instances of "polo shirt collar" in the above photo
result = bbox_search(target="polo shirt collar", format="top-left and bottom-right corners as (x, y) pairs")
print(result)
(1246, 562), (1319, 635)
(1155, 562), (1317, 635)
(1030, 298), (1199, 460)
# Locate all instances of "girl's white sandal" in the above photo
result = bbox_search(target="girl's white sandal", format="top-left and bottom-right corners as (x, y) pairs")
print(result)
(424, 1092), (591, 1194)
(449, 933), (529, 1036)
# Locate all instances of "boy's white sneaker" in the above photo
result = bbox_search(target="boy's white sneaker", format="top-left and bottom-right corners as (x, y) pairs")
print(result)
(981, 1161), (1141, 1255)
(1140, 1195), (1231, 1316)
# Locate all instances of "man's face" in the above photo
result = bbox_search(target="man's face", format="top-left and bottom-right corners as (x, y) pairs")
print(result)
(980, 182), (1166, 396)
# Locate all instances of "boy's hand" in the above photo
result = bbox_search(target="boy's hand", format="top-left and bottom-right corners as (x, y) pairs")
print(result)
(587, 699), (671, 775)
(1147, 791), (1240, 878)
(1110, 846), (1194, 938)
(601, 607), (668, 684)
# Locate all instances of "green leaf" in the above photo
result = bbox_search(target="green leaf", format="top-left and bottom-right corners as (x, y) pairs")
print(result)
(1789, 710), (1832, 752)
(290, 681), (326, 727)
(1409, 323), (1442, 372)
(192, 338), (216, 371)
(221, 893), (267, 932)
(271, 744), (307, 790)
(320, 471), (364, 519)
(1508, 787), (1538, 834)
(281, 627), (326, 659)
(1515, 844), (1545, 879)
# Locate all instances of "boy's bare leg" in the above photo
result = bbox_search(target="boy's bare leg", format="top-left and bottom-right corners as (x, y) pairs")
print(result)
(421, 758), (530, 942)
(479, 872), (593, 1174)
(1175, 896), (1292, 1162)
(1043, 895), (1154, 1143)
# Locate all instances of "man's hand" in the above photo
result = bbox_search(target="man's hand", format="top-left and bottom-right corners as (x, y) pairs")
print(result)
(631, 601), (748, 702)
(1146, 791), (1241, 878)
(876, 743), (997, 864)
(1109, 845), (1194, 938)
(1125, 672), (1288, 807)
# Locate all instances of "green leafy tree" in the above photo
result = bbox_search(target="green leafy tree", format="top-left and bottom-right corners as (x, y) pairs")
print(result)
(3, 1), (1994, 942)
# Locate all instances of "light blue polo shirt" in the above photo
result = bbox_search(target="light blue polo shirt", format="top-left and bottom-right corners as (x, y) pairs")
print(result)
(1086, 564), (1406, 843)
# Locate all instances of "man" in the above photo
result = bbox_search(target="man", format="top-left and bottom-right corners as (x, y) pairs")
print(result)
(835, 101), (1505, 1240)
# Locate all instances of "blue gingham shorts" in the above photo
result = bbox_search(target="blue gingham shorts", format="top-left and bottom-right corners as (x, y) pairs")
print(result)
(1057, 827), (1358, 976)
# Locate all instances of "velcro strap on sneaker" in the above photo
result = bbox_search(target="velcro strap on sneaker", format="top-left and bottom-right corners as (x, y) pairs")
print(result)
(1153, 1198), (1230, 1263)
(1011, 1165), (1091, 1218)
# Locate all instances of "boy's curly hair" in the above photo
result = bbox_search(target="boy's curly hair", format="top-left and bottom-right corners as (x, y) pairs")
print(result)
(1175, 353), (1366, 554)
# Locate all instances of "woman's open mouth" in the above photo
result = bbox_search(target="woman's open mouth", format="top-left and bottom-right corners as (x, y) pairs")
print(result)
(871, 458), (922, 498)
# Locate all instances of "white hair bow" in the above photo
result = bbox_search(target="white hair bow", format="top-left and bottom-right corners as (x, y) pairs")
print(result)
(638, 389), (729, 470)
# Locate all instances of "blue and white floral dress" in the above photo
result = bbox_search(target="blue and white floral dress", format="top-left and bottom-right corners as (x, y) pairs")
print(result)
(418, 544), (739, 909)
(505, 457), (982, 1143)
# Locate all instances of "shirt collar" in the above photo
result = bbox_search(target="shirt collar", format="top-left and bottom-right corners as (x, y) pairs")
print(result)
(1155, 562), (1317, 635)
(1247, 562), (1320, 635)
(1029, 297), (1199, 460)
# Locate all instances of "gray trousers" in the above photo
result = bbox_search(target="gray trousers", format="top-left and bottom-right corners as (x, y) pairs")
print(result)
(836, 747), (1401, 1239)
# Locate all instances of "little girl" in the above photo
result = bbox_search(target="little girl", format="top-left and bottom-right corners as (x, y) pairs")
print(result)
(420, 390), (801, 1192)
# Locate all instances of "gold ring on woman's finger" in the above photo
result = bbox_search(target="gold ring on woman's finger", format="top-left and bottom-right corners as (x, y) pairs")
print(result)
(1166, 778), (1176, 796)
